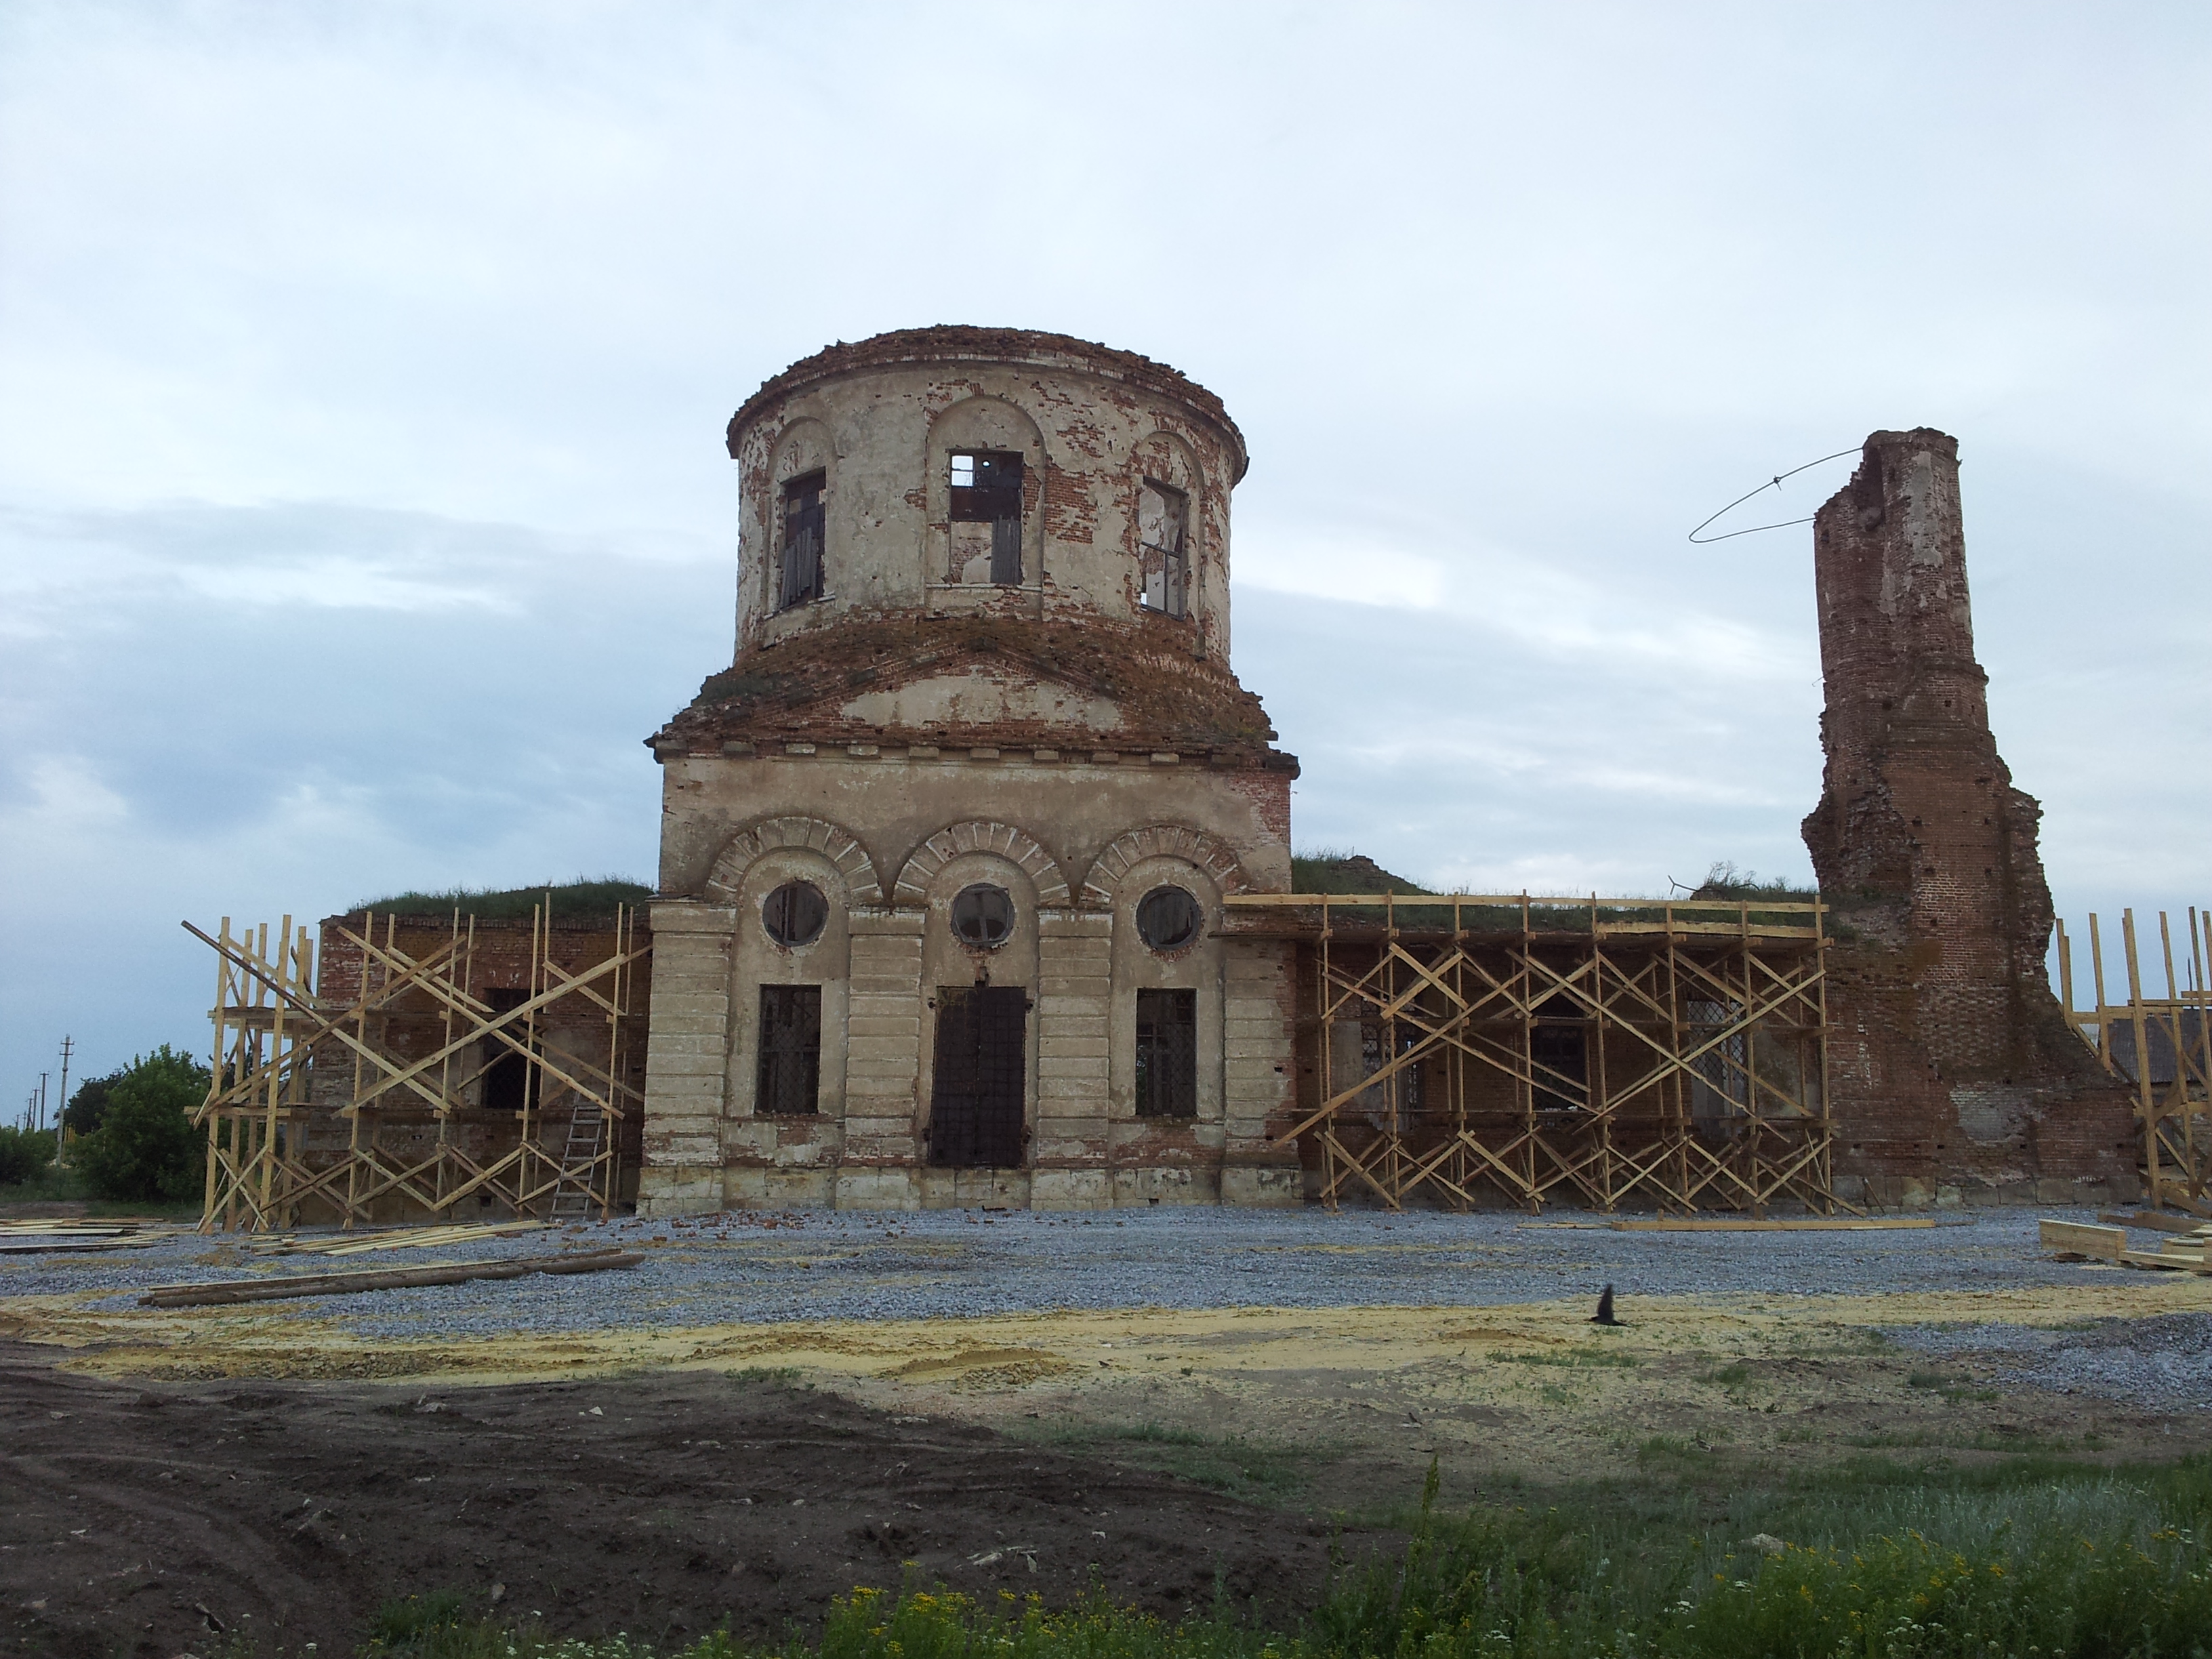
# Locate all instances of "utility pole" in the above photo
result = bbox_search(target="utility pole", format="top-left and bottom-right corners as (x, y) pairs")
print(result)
(56, 1036), (72, 1134)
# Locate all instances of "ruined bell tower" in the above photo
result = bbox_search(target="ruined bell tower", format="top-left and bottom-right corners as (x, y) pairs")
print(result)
(1803, 429), (2136, 1204)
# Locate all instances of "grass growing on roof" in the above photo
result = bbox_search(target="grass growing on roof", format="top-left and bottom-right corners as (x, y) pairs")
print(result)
(1288, 849), (1434, 897)
(350, 877), (653, 921)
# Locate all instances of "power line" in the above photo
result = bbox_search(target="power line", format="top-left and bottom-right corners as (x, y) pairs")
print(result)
(1687, 446), (1861, 544)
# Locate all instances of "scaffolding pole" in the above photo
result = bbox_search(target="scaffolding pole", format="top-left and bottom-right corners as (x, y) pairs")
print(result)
(1223, 892), (1841, 1215)
(188, 903), (649, 1232)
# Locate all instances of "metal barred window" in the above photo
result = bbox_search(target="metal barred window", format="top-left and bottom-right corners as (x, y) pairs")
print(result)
(756, 985), (822, 1115)
(1136, 988), (1197, 1118)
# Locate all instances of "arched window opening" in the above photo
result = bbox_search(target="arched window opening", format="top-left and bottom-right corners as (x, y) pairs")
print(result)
(950, 451), (1024, 584)
(779, 471), (825, 610)
(1137, 478), (1189, 618)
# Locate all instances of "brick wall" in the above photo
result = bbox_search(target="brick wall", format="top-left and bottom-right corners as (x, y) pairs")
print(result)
(1801, 430), (2137, 1205)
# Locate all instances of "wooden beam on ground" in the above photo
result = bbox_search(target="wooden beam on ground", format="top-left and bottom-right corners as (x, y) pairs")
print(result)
(2099, 1210), (2212, 1236)
(2121, 1247), (2212, 1275)
(2039, 1219), (2127, 1261)
(136, 1248), (642, 1308)
(1607, 1218), (1936, 1232)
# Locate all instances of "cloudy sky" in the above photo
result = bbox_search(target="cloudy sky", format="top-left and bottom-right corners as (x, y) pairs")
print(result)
(3, 1), (2208, 1103)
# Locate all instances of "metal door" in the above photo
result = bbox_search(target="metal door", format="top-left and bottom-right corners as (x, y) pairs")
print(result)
(928, 985), (1027, 1167)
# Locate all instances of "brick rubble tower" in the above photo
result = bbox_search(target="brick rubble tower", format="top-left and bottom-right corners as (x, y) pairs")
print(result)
(1803, 428), (2137, 1206)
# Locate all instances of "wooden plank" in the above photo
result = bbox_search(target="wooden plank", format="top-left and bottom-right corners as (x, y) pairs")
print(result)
(0, 1236), (166, 1255)
(1607, 1217), (1936, 1232)
(2041, 1219), (2127, 1260)
(137, 1248), (643, 1308)
(2121, 1248), (2212, 1275)
(2099, 1210), (2211, 1236)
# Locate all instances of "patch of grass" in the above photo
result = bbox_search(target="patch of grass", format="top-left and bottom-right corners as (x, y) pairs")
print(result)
(1288, 849), (1433, 896)
(1636, 1434), (1721, 1472)
(1698, 1362), (1750, 1386)
(1105, 1422), (1210, 1446)
(726, 1366), (801, 1387)
(1023, 1420), (1307, 1502)
(360, 1452), (2212, 1659)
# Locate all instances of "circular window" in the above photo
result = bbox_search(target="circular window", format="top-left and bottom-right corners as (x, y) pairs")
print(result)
(950, 883), (1015, 948)
(1136, 885), (1204, 952)
(761, 880), (827, 947)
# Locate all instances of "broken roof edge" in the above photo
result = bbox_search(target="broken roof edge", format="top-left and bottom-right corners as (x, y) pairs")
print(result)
(727, 325), (1250, 483)
(644, 610), (1292, 766)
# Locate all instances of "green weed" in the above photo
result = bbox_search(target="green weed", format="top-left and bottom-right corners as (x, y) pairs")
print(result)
(359, 1454), (2212, 1659)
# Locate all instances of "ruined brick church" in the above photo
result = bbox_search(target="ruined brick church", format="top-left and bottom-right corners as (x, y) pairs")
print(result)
(628, 329), (2135, 1215)
(637, 330), (1303, 1213)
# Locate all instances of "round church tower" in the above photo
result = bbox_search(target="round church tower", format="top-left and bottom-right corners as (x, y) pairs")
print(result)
(726, 326), (1248, 658)
(639, 327), (1302, 1216)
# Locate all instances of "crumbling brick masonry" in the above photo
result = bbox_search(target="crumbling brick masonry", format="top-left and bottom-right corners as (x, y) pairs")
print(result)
(1803, 428), (2137, 1206)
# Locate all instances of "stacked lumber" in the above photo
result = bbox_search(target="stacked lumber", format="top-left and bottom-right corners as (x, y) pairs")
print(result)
(0, 1219), (190, 1255)
(138, 1246), (642, 1308)
(2041, 1215), (2212, 1273)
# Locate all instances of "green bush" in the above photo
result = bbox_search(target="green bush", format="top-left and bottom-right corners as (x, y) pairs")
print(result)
(75, 1045), (209, 1204)
(0, 1126), (58, 1187)
(62, 1067), (123, 1136)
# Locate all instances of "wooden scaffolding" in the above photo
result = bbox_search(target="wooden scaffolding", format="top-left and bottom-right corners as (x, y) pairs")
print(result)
(188, 903), (649, 1232)
(2057, 906), (2212, 1217)
(1224, 892), (1839, 1214)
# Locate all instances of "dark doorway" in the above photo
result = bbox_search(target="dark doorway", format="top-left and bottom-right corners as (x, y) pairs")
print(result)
(1530, 994), (1586, 1111)
(928, 985), (1027, 1166)
(481, 987), (537, 1114)
(1135, 988), (1197, 1118)
(756, 985), (823, 1115)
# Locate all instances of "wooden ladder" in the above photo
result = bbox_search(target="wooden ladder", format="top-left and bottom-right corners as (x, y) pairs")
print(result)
(549, 1105), (605, 1221)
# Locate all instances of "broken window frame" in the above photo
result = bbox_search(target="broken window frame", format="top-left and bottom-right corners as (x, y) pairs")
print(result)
(949, 450), (1025, 586)
(1358, 1017), (1422, 1128)
(1136, 476), (1190, 619)
(755, 984), (823, 1116)
(950, 883), (1015, 949)
(1135, 885), (1203, 953)
(760, 880), (828, 949)
(1134, 987), (1198, 1119)
(777, 470), (826, 611)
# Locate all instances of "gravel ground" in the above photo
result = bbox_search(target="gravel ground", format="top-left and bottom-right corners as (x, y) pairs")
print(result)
(1885, 1311), (2212, 1414)
(0, 1205), (2143, 1340)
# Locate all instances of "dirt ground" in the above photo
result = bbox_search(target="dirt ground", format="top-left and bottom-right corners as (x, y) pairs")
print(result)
(7, 1231), (2210, 1659)
(1, 1341), (1385, 1659)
